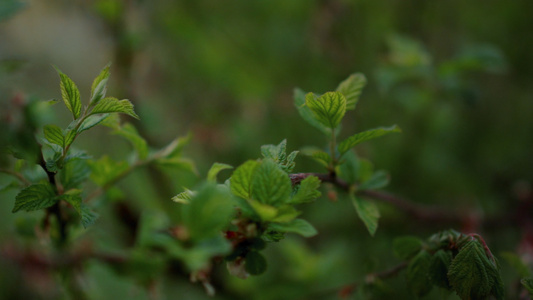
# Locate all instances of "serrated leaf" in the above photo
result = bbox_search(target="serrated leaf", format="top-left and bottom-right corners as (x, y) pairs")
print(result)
(60, 158), (90, 190)
(351, 194), (380, 236)
(267, 218), (317, 238)
(64, 190), (98, 228)
(172, 189), (196, 204)
(406, 250), (433, 297)
(336, 73), (367, 110)
(430, 250), (453, 289)
(448, 240), (504, 300)
(90, 64), (111, 106)
(294, 88), (332, 135)
(45, 149), (62, 173)
(290, 176), (321, 204)
(393, 236), (423, 260)
(261, 140), (298, 173)
(358, 170), (390, 190)
(230, 160), (260, 199)
(245, 251), (267, 275)
(338, 125), (402, 156)
(113, 123), (148, 159)
(305, 91), (346, 129)
(91, 97), (139, 119)
(78, 114), (109, 134)
(12, 183), (58, 212)
(251, 159), (292, 206)
(55, 67), (82, 119)
(43, 124), (65, 148)
(207, 162), (233, 182)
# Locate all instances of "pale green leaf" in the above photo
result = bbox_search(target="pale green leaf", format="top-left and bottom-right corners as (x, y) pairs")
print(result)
(406, 250), (433, 297)
(351, 194), (380, 236)
(251, 159), (292, 206)
(91, 97), (139, 119)
(294, 88), (332, 135)
(207, 162), (233, 182)
(336, 73), (367, 110)
(90, 63), (111, 106)
(230, 160), (260, 199)
(154, 132), (192, 158)
(267, 218), (318, 238)
(88, 156), (129, 187)
(172, 189), (196, 204)
(12, 183), (58, 212)
(290, 175), (321, 204)
(247, 199), (278, 221)
(55, 67), (82, 119)
(78, 114), (109, 134)
(113, 123), (148, 159)
(305, 91), (346, 129)
(270, 205), (301, 223)
(43, 124), (65, 148)
(338, 125), (402, 156)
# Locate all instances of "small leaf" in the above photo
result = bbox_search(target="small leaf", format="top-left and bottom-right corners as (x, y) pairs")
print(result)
(90, 63), (111, 106)
(230, 160), (260, 199)
(154, 132), (192, 159)
(91, 97), (139, 119)
(294, 88), (332, 135)
(245, 251), (267, 275)
(12, 183), (58, 212)
(290, 176), (321, 204)
(338, 150), (359, 183)
(63, 191), (99, 228)
(336, 73), (367, 110)
(448, 239), (504, 300)
(78, 114), (109, 134)
(80, 205), (99, 228)
(305, 91), (346, 129)
(43, 124), (65, 148)
(247, 199), (278, 221)
(358, 170), (390, 190)
(429, 250), (453, 289)
(55, 66), (82, 119)
(171, 189), (196, 204)
(113, 123), (148, 159)
(406, 250), (433, 297)
(251, 159), (292, 206)
(351, 194), (380, 236)
(393, 236), (423, 260)
(267, 218), (318, 238)
(301, 147), (331, 167)
(338, 125), (402, 156)
(207, 162), (233, 182)
(261, 140), (298, 173)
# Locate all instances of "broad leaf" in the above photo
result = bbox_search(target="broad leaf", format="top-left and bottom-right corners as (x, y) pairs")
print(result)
(91, 97), (139, 119)
(338, 125), (402, 156)
(43, 124), (65, 147)
(245, 251), (267, 275)
(55, 67), (82, 119)
(406, 250), (433, 297)
(267, 218), (318, 238)
(294, 88), (332, 135)
(62, 190), (98, 228)
(301, 147), (331, 167)
(60, 158), (90, 190)
(78, 114), (109, 134)
(207, 162), (233, 182)
(393, 236), (423, 260)
(448, 239), (504, 300)
(113, 123), (148, 159)
(429, 250), (453, 289)
(290, 176), (321, 204)
(336, 73), (367, 110)
(261, 140), (298, 173)
(88, 156), (129, 187)
(305, 91), (346, 129)
(230, 160), (260, 199)
(251, 159), (292, 206)
(90, 63), (111, 106)
(351, 194), (380, 236)
(12, 183), (58, 212)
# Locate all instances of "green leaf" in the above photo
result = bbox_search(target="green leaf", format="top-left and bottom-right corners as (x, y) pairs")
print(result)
(245, 251), (267, 275)
(336, 73), (367, 110)
(294, 88), (332, 135)
(230, 160), (260, 199)
(113, 123), (148, 159)
(43, 124), (65, 148)
(181, 183), (235, 240)
(247, 199), (278, 221)
(351, 194), (380, 236)
(154, 132), (192, 159)
(393, 236), (423, 260)
(90, 63), (111, 106)
(305, 91), (346, 129)
(521, 278), (533, 295)
(267, 218), (318, 238)
(270, 205), (301, 223)
(448, 240), (504, 300)
(171, 189), (196, 204)
(88, 156), (129, 187)
(338, 150), (359, 183)
(429, 250), (453, 289)
(78, 114), (109, 134)
(301, 147), (331, 167)
(62, 189), (98, 228)
(55, 67), (82, 119)
(251, 159), (292, 206)
(338, 125), (402, 156)
(358, 170), (390, 191)
(261, 139), (298, 173)
(60, 157), (91, 190)
(12, 183), (58, 212)
(290, 176), (321, 204)
(207, 162), (233, 182)
(406, 250), (433, 297)
(91, 97), (139, 119)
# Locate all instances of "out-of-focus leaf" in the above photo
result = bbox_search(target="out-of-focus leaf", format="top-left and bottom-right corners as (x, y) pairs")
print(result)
(393, 236), (423, 260)
(406, 250), (433, 297)
(351, 194), (380, 236)
(245, 251), (267, 275)
(358, 170), (390, 190)
(338, 125), (401, 156)
(113, 123), (148, 159)
(336, 73), (367, 110)
(267, 218), (318, 238)
(207, 162), (233, 182)
(290, 176), (321, 204)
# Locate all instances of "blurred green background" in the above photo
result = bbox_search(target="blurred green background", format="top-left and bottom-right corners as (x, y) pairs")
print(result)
(1, 0), (532, 299)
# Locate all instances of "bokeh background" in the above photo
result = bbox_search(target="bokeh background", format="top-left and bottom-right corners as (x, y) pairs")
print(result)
(1, 0), (532, 299)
